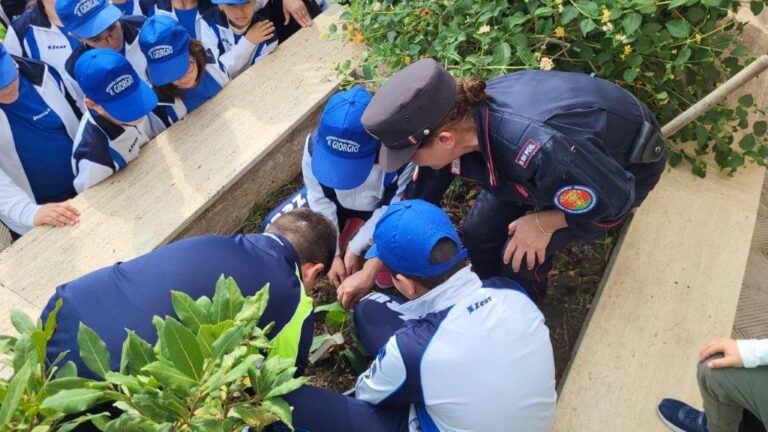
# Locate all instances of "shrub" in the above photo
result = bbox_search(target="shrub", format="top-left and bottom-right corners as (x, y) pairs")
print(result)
(332, 0), (768, 177)
(0, 276), (305, 431)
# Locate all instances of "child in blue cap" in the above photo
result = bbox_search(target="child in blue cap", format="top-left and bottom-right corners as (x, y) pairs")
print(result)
(274, 200), (557, 432)
(261, 86), (414, 289)
(0, 43), (82, 237)
(70, 48), (171, 192)
(197, 0), (277, 77)
(56, 0), (147, 109)
(138, 0), (213, 38)
(139, 14), (230, 113)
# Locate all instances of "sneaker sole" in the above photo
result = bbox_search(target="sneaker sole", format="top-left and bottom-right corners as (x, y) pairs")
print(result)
(656, 407), (690, 432)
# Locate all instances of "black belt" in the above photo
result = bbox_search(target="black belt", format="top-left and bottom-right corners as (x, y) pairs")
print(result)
(627, 96), (667, 165)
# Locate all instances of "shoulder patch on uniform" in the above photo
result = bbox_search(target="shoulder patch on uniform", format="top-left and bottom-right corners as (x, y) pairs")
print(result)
(515, 138), (541, 169)
(554, 185), (597, 214)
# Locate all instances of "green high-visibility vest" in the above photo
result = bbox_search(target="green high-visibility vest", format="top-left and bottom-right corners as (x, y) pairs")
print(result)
(267, 265), (313, 364)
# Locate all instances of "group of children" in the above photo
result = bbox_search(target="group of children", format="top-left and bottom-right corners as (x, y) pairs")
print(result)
(0, 0), (325, 236)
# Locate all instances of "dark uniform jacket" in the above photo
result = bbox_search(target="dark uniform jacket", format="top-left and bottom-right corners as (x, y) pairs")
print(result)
(456, 70), (666, 237)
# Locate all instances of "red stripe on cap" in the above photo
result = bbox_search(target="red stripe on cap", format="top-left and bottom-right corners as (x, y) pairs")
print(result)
(407, 135), (418, 145)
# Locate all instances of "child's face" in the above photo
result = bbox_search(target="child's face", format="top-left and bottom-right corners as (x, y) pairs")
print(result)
(173, 56), (199, 90)
(220, 0), (256, 30)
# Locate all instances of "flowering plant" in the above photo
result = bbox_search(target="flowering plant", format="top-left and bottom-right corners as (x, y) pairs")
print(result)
(331, 0), (768, 176)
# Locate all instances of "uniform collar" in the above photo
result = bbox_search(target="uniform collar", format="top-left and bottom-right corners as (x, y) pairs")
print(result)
(31, 2), (54, 28)
(454, 104), (498, 188)
(394, 266), (482, 320)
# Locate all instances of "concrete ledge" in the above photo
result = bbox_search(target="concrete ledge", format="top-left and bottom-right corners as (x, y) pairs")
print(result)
(554, 9), (768, 430)
(0, 5), (361, 317)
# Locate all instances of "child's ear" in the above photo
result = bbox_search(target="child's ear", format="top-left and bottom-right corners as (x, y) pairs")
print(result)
(437, 131), (455, 149)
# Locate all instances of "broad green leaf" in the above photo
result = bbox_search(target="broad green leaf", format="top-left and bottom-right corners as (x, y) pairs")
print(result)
(56, 413), (111, 432)
(39, 388), (104, 416)
(314, 302), (346, 314)
(751, 1), (764, 15)
(310, 334), (332, 353)
(46, 377), (93, 393)
(171, 291), (210, 333)
(731, 45), (750, 57)
(162, 318), (203, 382)
(120, 330), (156, 376)
(560, 5), (578, 24)
(265, 376), (309, 399)
(579, 18), (596, 36)
(753, 121), (767, 136)
(10, 310), (36, 335)
(56, 361), (77, 379)
(668, 150), (683, 167)
(132, 393), (186, 423)
(197, 320), (234, 357)
(0, 360), (34, 427)
(103, 413), (161, 432)
(668, 0), (688, 8)
(212, 325), (244, 359)
(738, 94), (754, 107)
(210, 276), (245, 323)
(234, 284), (270, 324)
(44, 298), (63, 340)
(13, 335), (36, 372)
(31, 426), (50, 432)
(623, 68), (638, 83)
(739, 134), (756, 150)
(622, 13), (642, 35)
(77, 323), (111, 378)
(142, 361), (197, 391)
(105, 372), (143, 394)
(262, 397), (293, 429)
(190, 418), (226, 432)
(231, 404), (277, 430)
(665, 20), (690, 38)
(30, 330), (47, 365)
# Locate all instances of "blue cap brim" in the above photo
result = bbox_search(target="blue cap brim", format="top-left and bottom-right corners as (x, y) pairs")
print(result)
(69, 4), (121, 38)
(100, 79), (158, 122)
(0, 56), (17, 89)
(311, 136), (377, 190)
(210, 0), (248, 4)
(364, 244), (378, 260)
(147, 52), (189, 86)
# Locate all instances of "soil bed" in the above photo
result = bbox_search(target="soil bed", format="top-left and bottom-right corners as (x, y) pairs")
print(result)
(241, 179), (619, 391)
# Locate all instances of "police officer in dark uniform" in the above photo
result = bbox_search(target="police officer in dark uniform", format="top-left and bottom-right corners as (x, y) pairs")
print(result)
(356, 58), (666, 300)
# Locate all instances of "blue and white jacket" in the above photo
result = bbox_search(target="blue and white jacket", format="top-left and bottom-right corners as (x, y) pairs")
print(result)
(301, 133), (414, 256)
(139, 0), (214, 38)
(355, 267), (557, 432)
(4, 1), (75, 80)
(197, 6), (276, 79)
(64, 16), (148, 112)
(0, 57), (81, 235)
(70, 103), (172, 192)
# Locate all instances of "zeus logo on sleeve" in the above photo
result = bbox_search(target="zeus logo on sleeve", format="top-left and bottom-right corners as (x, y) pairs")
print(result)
(466, 296), (493, 314)
(148, 45), (174, 59)
(105, 75), (134, 96)
(74, 0), (100, 16)
(326, 136), (360, 154)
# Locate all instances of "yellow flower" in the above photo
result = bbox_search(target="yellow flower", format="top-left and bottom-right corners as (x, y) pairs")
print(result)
(555, 0), (563, 4)
(478, 24), (491, 34)
(554, 26), (566, 38)
(404, 56), (412, 65)
(615, 33), (627, 42)
(539, 57), (555, 71)
(601, 7), (611, 23)
(695, 33), (702, 43)
(620, 44), (633, 60)
(372, 1), (381, 11)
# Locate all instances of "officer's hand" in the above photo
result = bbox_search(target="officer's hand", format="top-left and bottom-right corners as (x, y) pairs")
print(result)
(283, 0), (312, 27)
(328, 255), (347, 288)
(699, 338), (743, 369)
(245, 20), (276, 45)
(504, 214), (551, 273)
(34, 201), (81, 228)
(343, 249), (363, 277)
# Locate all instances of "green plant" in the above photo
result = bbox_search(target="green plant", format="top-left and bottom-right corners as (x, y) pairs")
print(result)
(310, 302), (369, 374)
(0, 277), (307, 432)
(332, 0), (768, 177)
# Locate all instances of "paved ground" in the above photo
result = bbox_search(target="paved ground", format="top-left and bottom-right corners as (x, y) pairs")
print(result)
(0, 226), (9, 253)
(733, 171), (768, 339)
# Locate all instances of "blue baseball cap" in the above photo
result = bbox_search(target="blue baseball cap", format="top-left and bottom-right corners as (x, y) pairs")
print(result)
(74, 49), (158, 123)
(312, 86), (381, 190)
(139, 15), (191, 86)
(210, 0), (248, 4)
(0, 45), (18, 90)
(365, 200), (468, 278)
(56, 0), (122, 38)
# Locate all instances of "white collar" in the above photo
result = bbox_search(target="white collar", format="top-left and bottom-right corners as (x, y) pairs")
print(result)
(394, 266), (482, 320)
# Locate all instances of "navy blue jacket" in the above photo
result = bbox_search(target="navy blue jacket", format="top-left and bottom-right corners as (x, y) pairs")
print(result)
(41, 233), (313, 379)
(455, 70), (666, 236)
